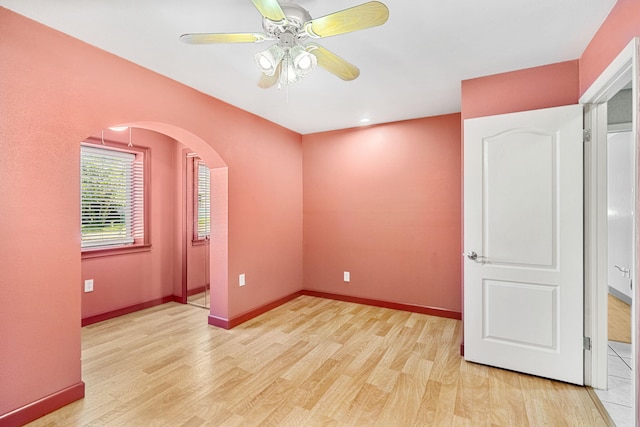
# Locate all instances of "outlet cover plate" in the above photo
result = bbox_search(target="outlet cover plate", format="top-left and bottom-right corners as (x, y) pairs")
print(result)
(84, 279), (94, 292)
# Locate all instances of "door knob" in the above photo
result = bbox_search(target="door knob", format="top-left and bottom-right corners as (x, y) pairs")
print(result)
(466, 251), (478, 260)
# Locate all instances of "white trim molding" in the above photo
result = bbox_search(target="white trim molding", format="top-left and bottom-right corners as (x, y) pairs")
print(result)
(580, 37), (638, 427)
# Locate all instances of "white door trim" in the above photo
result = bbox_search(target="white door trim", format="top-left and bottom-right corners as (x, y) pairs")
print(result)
(582, 101), (609, 388)
(581, 42), (635, 103)
(580, 37), (638, 425)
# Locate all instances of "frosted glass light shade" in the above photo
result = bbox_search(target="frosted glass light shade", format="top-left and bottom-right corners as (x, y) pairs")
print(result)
(290, 45), (317, 78)
(255, 45), (284, 76)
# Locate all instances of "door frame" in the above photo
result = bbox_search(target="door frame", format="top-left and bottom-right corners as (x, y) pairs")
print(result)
(182, 150), (212, 308)
(580, 37), (638, 419)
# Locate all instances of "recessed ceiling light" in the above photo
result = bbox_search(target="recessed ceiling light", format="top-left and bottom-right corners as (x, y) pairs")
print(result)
(108, 126), (129, 132)
(360, 118), (371, 123)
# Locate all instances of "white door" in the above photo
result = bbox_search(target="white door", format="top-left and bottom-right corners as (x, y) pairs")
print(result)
(463, 104), (584, 385)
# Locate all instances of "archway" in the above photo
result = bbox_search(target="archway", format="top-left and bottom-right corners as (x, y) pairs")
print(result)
(82, 122), (228, 326)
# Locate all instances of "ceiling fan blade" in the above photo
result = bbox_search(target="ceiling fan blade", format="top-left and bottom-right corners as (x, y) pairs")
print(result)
(306, 43), (360, 81)
(251, 0), (287, 22)
(180, 33), (267, 44)
(304, 1), (389, 38)
(258, 62), (282, 88)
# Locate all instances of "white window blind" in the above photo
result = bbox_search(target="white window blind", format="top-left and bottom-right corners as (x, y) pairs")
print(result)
(81, 145), (144, 248)
(197, 163), (211, 239)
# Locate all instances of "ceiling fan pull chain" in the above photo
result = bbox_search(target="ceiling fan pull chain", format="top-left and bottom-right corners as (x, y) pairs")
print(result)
(284, 59), (289, 102)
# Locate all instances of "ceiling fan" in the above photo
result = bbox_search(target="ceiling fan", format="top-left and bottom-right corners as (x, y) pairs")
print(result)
(179, 0), (389, 88)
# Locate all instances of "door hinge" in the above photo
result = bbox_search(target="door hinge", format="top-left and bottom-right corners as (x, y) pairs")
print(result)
(583, 129), (591, 142)
(583, 336), (592, 350)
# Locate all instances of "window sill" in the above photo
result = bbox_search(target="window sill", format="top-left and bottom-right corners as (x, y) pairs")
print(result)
(81, 244), (151, 259)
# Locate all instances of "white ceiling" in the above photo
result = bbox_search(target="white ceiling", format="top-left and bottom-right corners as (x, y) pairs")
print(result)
(0, 0), (616, 134)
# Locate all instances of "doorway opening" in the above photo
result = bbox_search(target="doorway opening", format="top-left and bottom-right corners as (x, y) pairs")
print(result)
(184, 150), (211, 310)
(581, 37), (638, 427)
(595, 82), (634, 423)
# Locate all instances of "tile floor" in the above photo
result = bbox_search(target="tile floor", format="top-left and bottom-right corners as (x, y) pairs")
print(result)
(594, 341), (633, 427)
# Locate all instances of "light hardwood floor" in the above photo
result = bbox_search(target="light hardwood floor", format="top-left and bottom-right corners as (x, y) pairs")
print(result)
(608, 293), (631, 344)
(28, 296), (609, 426)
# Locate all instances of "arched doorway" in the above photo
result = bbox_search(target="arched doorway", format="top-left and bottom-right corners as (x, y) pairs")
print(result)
(79, 123), (229, 324)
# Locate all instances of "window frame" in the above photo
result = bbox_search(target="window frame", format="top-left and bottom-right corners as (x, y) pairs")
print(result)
(81, 138), (151, 259)
(192, 158), (211, 244)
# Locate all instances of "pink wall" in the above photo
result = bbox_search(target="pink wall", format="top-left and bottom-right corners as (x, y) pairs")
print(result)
(81, 129), (179, 318)
(209, 167), (230, 319)
(226, 127), (303, 317)
(579, 0), (640, 95)
(0, 74), (83, 418)
(461, 60), (580, 120)
(0, 7), (302, 417)
(302, 114), (462, 312)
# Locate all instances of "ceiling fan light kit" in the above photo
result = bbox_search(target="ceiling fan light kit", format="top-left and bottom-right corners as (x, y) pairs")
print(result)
(291, 46), (316, 74)
(180, 0), (389, 89)
(255, 44), (284, 76)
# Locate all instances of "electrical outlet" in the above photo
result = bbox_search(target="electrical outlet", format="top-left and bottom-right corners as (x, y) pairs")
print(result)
(344, 271), (350, 282)
(239, 274), (246, 287)
(84, 279), (94, 292)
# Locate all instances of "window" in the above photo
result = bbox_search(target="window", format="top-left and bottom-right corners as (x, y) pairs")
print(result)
(194, 160), (211, 240)
(81, 143), (145, 249)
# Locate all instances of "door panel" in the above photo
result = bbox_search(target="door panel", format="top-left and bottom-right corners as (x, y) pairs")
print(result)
(464, 104), (583, 385)
(484, 280), (557, 348)
(484, 130), (556, 267)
